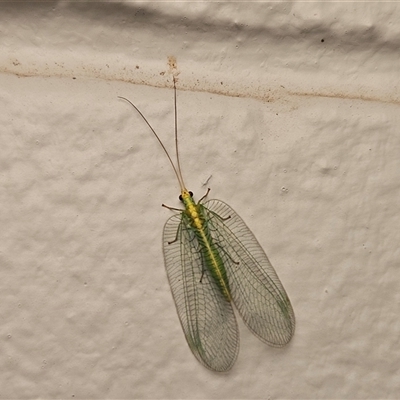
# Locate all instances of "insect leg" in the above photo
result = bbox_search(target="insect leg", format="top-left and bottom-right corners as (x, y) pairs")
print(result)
(167, 221), (182, 245)
(207, 207), (231, 222)
(198, 188), (211, 203)
(214, 241), (240, 265)
(162, 203), (184, 211)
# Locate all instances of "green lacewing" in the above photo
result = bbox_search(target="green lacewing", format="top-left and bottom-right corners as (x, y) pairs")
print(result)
(119, 78), (295, 372)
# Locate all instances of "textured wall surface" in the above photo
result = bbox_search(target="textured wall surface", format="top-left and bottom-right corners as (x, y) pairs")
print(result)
(1, 2), (399, 399)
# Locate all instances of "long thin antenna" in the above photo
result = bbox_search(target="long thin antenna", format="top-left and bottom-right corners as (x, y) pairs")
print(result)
(173, 77), (184, 189)
(118, 80), (186, 190)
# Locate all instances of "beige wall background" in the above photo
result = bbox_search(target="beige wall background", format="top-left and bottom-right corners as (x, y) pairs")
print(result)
(1, 2), (399, 399)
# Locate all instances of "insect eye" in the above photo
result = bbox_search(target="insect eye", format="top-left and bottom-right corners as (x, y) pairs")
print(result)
(189, 191), (193, 197)
(179, 194), (183, 201)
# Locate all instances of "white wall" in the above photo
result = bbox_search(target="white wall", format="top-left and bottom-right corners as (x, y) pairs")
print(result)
(1, 2), (399, 398)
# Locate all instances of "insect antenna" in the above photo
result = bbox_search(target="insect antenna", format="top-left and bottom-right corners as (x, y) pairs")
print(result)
(172, 77), (185, 191)
(118, 78), (186, 191)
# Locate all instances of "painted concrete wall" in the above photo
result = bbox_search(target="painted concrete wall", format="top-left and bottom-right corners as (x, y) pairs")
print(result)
(1, 2), (399, 398)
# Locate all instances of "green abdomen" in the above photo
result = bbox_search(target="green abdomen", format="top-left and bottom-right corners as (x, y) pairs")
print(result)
(185, 209), (232, 302)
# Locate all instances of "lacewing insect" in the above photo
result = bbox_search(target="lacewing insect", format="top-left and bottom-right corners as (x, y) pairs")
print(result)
(119, 78), (295, 372)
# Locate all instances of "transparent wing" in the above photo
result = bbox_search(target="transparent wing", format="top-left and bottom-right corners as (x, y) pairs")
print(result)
(202, 199), (295, 346)
(163, 213), (239, 372)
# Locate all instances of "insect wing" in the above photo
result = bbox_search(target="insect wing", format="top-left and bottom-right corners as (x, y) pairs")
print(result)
(202, 199), (295, 346)
(163, 213), (239, 372)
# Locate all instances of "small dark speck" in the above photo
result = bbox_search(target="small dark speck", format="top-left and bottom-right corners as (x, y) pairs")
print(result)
(321, 39), (325, 43)
(72, 77), (76, 79)
(136, 65), (139, 69)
